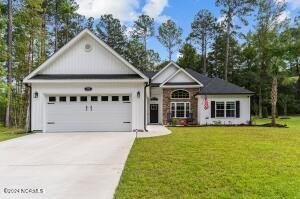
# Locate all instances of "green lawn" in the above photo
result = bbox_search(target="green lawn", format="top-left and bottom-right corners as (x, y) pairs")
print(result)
(0, 125), (26, 142)
(115, 117), (300, 199)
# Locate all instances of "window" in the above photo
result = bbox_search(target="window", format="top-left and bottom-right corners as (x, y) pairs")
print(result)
(80, 96), (87, 102)
(59, 96), (66, 102)
(49, 96), (56, 102)
(101, 96), (108, 101)
(70, 96), (77, 102)
(216, 102), (225, 117)
(122, 96), (130, 101)
(112, 96), (119, 101)
(171, 90), (189, 99)
(226, 102), (235, 117)
(91, 96), (98, 101)
(170, 102), (190, 118)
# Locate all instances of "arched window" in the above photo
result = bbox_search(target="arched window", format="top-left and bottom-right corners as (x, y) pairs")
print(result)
(171, 90), (189, 99)
(150, 97), (158, 101)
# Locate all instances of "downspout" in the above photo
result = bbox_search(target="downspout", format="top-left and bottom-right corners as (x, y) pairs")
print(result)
(144, 79), (151, 132)
(25, 83), (32, 133)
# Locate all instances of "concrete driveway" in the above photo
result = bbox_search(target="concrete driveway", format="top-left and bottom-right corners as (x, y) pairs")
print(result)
(0, 132), (135, 199)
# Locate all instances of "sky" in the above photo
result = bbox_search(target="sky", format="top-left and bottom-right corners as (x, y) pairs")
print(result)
(75, 0), (300, 61)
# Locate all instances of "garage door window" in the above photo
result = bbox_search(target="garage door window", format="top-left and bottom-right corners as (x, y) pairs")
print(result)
(112, 96), (119, 101)
(91, 96), (98, 101)
(122, 96), (130, 101)
(80, 96), (87, 102)
(49, 96), (56, 102)
(70, 96), (77, 102)
(101, 96), (108, 101)
(59, 96), (67, 102)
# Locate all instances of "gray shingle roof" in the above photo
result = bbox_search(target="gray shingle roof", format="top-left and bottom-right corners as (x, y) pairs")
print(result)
(30, 74), (142, 80)
(185, 68), (254, 95)
(141, 71), (157, 78)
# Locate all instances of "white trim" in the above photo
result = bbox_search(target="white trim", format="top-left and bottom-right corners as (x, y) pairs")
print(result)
(170, 89), (190, 100)
(215, 101), (236, 118)
(162, 85), (201, 88)
(151, 62), (180, 80)
(159, 68), (203, 87)
(170, 102), (190, 118)
(25, 79), (146, 84)
(23, 29), (149, 83)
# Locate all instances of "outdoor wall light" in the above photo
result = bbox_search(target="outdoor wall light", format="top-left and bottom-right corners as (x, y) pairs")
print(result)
(34, 91), (38, 98)
(137, 91), (141, 98)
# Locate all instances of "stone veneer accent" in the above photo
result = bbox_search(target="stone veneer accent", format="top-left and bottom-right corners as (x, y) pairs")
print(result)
(162, 88), (199, 124)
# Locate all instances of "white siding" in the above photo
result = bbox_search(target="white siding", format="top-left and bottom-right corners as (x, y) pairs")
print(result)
(31, 82), (145, 132)
(198, 95), (251, 125)
(40, 36), (135, 75)
(152, 64), (178, 83)
(147, 87), (163, 124)
(168, 71), (196, 83)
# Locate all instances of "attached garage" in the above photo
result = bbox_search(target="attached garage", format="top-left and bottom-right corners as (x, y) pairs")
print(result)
(23, 29), (149, 132)
(45, 95), (132, 132)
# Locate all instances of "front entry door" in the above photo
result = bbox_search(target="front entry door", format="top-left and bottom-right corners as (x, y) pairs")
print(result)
(150, 104), (158, 123)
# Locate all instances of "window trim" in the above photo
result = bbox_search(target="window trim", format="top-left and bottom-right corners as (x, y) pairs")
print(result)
(170, 89), (190, 99)
(170, 102), (191, 118)
(215, 101), (236, 118)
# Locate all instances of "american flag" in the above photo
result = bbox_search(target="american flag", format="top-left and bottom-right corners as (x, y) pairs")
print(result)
(203, 95), (209, 110)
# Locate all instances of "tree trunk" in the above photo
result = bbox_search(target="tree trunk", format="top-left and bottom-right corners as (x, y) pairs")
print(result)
(258, 86), (262, 118)
(5, 0), (13, 127)
(224, 20), (231, 81)
(271, 76), (277, 126)
(201, 34), (206, 73)
(54, 0), (58, 52)
(284, 104), (287, 116)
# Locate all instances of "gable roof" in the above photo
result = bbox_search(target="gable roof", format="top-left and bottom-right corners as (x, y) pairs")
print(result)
(23, 29), (148, 83)
(160, 68), (203, 87)
(185, 68), (254, 95)
(151, 62), (180, 81)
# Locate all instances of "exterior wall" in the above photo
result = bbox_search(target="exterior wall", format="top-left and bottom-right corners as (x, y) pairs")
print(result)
(40, 36), (135, 75)
(198, 95), (251, 125)
(168, 71), (195, 83)
(162, 88), (199, 124)
(147, 87), (163, 124)
(31, 82), (145, 132)
(152, 64), (178, 83)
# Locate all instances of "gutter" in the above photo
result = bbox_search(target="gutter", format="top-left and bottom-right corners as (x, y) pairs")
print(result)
(144, 79), (151, 132)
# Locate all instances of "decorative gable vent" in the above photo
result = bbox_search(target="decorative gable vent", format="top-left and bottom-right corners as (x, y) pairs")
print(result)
(84, 43), (92, 52)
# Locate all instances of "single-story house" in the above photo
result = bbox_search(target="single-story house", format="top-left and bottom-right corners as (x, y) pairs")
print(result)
(23, 29), (254, 132)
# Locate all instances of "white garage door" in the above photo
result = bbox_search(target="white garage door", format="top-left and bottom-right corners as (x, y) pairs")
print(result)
(45, 95), (132, 132)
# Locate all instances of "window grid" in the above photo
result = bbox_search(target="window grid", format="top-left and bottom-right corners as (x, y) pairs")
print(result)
(215, 101), (236, 118)
(170, 102), (190, 118)
(171, 90), (189, 99)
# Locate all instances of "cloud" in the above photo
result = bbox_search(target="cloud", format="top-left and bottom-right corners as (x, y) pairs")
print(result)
(277, 10), (290, 23)
(75, 0), (140, 21)
(142, 0), (169, 22)
(75, 0), (169, 23)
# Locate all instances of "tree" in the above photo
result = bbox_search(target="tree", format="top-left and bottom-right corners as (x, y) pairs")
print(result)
(157, 19), (182, 62)
(189, 9), (217, 73)
(124, 39), (147, 70)
(177, 43), (200, 70)
(96, 14), (127, 56)
(131, 14), (154, 68)
(216, 0), (256, 81)
(5, 0), (12, 127)
(86, 17), (94, 32)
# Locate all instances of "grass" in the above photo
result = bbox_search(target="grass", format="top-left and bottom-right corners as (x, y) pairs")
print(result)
(0, 125), (26, 142)
(115, 117), (300, 199)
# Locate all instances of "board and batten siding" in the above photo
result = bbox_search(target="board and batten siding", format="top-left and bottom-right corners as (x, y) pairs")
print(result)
(40, 36), (135, 75)
(31, 82), (145, 132)
(168, 71), (196, 83)
(152, 64), (178, 83)
(147, 87), (163, 124)
(198, 95), (251, 125)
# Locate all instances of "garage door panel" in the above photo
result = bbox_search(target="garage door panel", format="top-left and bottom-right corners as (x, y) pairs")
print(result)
(46, 96), (132, 132)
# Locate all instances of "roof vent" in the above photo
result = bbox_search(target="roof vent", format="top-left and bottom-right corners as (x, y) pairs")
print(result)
(84, 43), (92, 52)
